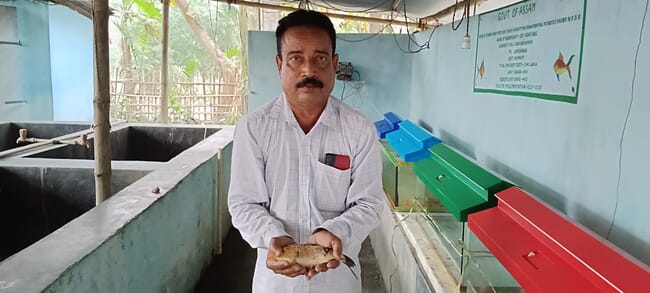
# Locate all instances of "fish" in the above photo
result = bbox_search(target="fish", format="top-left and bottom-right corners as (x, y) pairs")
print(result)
(270, 244), (358, 280)
(477, 59), (486, 79)
(553, 51), (575, 81)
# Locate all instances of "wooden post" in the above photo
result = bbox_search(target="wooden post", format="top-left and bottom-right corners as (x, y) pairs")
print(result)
(160, 0), (170, 123)
(92, 0), (112, 205)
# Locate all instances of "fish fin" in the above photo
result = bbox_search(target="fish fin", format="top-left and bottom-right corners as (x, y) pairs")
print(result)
(556, 74), (560, 81)
(342, 254), (356, 268)
(347, 265), (359, 280)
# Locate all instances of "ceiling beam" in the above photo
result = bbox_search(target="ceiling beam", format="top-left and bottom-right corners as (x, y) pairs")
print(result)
(214, 0), (437, 29)
(44, 0), (114, 19)
(47, 0), (92, 18)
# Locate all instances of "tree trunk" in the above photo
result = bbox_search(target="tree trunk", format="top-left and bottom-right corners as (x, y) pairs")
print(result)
(92, 0), (112, 205)
(175, 0), (239, 78)
(119, 15), (136, 94)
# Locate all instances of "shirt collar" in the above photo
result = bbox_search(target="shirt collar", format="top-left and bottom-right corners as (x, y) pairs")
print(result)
(275, 93), (339, 129)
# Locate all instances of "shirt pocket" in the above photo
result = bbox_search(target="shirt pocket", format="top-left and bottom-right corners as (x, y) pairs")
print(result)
(313, 161), (351, 213)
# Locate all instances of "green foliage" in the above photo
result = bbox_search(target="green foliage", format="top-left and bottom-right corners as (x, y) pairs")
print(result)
(111, 0), (243, 75)
(182, 59), (199, 78)
(133, 0), (161, 20)
(338, 19), (369, 33)
(224, 47), (240, 59)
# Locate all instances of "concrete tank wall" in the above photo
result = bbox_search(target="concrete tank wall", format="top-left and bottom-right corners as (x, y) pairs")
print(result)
(0, 126), (234, 293)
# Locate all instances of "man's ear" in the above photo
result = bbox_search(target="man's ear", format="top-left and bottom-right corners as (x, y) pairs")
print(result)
(275, 55), (283, 73)
(332, 53), (339, 70)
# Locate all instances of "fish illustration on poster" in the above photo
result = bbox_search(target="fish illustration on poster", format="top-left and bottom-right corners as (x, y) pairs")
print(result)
(553, 51), (577, 93)
(477, 59), (486, 80)
(473, 0), (586, 103)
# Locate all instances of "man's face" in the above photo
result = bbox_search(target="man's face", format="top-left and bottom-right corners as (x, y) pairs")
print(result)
(276, 27), (338, 107)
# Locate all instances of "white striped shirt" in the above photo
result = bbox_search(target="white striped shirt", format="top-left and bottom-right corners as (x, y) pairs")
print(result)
(228, 95), (384, 293)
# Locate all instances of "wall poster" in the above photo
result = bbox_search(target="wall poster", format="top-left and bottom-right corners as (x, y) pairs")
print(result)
(474, 0), (586, 103)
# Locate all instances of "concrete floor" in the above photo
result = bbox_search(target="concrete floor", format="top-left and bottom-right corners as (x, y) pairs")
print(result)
(195, 228), (388, 293)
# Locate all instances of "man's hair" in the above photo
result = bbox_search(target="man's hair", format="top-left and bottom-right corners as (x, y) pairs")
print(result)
(275, 9), (336, 58)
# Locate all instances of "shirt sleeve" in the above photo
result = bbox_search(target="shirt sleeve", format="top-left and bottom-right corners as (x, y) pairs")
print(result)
(315, 120), (384, 252)
(228, 117), (289, 249)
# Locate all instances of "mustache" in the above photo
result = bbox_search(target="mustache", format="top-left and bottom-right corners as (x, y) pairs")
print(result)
(296, 77), (324, 88)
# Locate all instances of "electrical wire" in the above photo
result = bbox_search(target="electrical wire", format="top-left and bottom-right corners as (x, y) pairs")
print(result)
(313, 0), (394, 13)
(353, 70), (361, 81)
(465, 0), (470, 37)
(332, 3), (399, 43)
(402, 0), (418, 51)
(396, 0), (426, 50)
(390, 23), (438, 54)
(323, 1), (423, 47)
(274, 0), (438, 53)
(340, 79), (363, 107)
(387, 0), (439, 54)
(336, 23), (392, 42)
(451, 0), (467, 31)
(607, 0), (649, 239)
(473, 0), (477, 17)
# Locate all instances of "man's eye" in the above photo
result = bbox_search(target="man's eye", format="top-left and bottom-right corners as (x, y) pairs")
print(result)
(289, 56), (300, 62)
(317, 56), (327, 62)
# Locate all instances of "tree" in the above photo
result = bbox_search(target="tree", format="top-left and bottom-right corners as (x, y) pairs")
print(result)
(175, 0), (238, 78)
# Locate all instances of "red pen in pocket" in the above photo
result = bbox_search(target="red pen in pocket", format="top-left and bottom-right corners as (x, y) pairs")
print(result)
(324, 153), (350, 170)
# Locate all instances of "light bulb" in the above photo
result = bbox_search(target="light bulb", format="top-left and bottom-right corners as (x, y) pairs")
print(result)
(461, 35), (471, 49)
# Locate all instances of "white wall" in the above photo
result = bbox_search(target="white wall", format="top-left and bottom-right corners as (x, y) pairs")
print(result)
(409, 0), (650, 265)
(0, 0), (54, 121)
(0, 5), (22, 117)
(49, 5), (93, 122)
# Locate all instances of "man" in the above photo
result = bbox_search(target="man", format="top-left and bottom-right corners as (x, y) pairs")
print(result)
(228, 9), (384, 293)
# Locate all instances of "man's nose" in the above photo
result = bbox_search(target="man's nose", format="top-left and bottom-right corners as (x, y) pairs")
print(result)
(301, 59), (318, 77)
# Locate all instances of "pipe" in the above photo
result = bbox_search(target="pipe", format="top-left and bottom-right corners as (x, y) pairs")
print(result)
(15, 129), (90, 148)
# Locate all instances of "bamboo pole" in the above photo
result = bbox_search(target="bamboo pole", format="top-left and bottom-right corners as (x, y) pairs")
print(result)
(92, 0), (112, 205)
(160, 0), (170, 123)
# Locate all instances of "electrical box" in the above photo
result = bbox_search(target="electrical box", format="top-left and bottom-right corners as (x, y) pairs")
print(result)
(336, 62), (353, 81)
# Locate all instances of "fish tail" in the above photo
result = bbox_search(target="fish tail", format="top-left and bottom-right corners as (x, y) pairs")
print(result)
(566, 55), (575, 66)
(342, 255), (358, 280)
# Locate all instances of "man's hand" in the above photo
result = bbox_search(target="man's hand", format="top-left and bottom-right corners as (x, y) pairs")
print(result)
(266, 236), (306, 278)
(305, 229), (342, 280)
